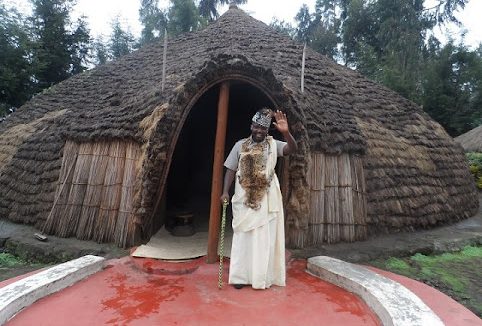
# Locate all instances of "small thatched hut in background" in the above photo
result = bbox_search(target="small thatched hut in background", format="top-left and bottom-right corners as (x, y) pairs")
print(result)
(0, 6), (478, 258)
(455, 125), (482, 153)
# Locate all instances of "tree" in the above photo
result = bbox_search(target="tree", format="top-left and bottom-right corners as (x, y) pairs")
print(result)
(374, 0), (427, 100)
(423, 42), (482, 136)
(69, 17), (91, 74)
(294, 4), (312, 43)
(198, 0), (247, 22)
(294, 1), (339, 58)
(341, 0), (468, 65)
(0, 4), (33, 116)
(340, 0), (467, 101)
(290, 0), (479, 134)
(167, 0), (203, 35)
(93, 36), (109, 65)
(310, 0), (339, 57)
(109, 17), (136, 59)
(341, 0), (376, 66)
(269, 18), (296, 39)
(198, 0), (220, 21)
(139, 0), (167, 46)
(30, 0), (91, 90)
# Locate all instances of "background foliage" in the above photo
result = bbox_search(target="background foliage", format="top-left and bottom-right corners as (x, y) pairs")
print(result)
(466, 152), (482, 189)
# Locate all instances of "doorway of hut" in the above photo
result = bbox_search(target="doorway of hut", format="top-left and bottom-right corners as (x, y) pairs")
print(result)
(161, 80), (282, 240)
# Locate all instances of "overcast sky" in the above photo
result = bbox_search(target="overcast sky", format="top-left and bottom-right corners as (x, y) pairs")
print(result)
(5, 0), (482, 48)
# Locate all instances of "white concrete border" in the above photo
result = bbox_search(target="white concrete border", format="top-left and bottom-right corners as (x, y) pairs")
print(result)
(0, 255), (105, 325)
(307, 256), (444, 326)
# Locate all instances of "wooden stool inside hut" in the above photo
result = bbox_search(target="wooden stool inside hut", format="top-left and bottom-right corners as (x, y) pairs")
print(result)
(168, 211), (195, 237)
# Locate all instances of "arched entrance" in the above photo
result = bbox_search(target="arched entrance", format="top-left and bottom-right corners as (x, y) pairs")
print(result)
(163, 80), (282, 262)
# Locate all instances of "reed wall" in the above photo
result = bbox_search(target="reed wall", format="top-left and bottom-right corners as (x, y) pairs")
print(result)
(43, 140), (141, 247)
(286, 153), (367, 248)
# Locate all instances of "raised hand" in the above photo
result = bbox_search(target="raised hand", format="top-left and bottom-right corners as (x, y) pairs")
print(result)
(272, 110), (289, 134)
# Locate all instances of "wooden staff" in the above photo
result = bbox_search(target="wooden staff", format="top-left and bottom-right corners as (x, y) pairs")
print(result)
(218, 199), (228, 289)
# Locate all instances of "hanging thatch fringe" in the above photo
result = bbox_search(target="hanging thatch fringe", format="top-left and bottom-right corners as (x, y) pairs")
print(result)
(289, 152), (367, 247)
(46, 140), (141, 246)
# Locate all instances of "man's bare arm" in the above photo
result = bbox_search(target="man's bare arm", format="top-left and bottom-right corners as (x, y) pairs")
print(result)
(281, 130), (298, 155)
(220, 168), (236, 202)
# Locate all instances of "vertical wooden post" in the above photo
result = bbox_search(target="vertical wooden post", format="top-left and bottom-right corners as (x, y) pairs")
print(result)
(207, 82), (230, 263)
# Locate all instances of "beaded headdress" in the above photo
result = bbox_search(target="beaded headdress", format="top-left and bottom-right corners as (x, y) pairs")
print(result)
(251, 110), (272, 128)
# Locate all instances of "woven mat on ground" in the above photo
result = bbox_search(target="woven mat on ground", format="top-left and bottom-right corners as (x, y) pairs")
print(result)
(131, 227), (232, 260)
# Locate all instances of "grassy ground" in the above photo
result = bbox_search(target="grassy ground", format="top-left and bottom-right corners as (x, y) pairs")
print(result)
(0, 252), (51, 282)
(368, 246), (482, 317)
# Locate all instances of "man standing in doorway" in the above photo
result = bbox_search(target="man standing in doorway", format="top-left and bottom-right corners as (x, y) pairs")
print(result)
(221, 108), (297, 289)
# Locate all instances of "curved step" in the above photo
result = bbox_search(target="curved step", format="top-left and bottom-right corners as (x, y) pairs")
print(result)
(307, 256), (444, 326)
(0, 255), (105, 325)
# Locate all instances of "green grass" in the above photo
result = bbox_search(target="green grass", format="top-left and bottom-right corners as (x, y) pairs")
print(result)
(368, 246), (482, 317)
(0, 252), (52, 282)
(0, 252), (47, 268)
(384, 257), (413, 273)
(0, 253), (27, 267)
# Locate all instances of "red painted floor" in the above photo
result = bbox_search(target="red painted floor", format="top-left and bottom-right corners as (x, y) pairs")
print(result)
(7, 257), (381, 326)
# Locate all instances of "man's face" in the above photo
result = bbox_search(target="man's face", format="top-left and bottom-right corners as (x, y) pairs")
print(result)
(250, 122), (269, 143)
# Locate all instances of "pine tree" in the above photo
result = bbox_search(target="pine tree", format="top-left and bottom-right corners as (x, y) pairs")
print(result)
(109, 17), (136, 59)
(30, 0), (91, 90)
(0, 4), (33, 116)
(93, 36), (109, 65)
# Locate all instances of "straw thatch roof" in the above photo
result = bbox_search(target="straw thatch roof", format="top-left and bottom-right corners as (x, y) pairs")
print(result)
(0, 6), (478, 246)
(455, 124), (482, 152)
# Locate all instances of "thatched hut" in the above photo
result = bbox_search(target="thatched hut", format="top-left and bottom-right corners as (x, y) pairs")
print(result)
(455, 125), (482, 152)
(0, 6), (478, 258)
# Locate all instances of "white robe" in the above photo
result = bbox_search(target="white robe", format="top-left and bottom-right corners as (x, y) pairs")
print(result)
(228, 137), (286, 289)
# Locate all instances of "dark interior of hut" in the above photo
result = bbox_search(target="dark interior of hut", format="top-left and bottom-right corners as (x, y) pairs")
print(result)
(163, 81), (281, 236)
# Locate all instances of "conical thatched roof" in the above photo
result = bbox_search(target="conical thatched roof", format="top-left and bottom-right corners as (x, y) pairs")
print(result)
(455, 125), (482, 152)
(0, 7), (478, 247)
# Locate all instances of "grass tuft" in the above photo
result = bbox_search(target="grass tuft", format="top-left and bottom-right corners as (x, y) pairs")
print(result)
(0, 253), (26, 267)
